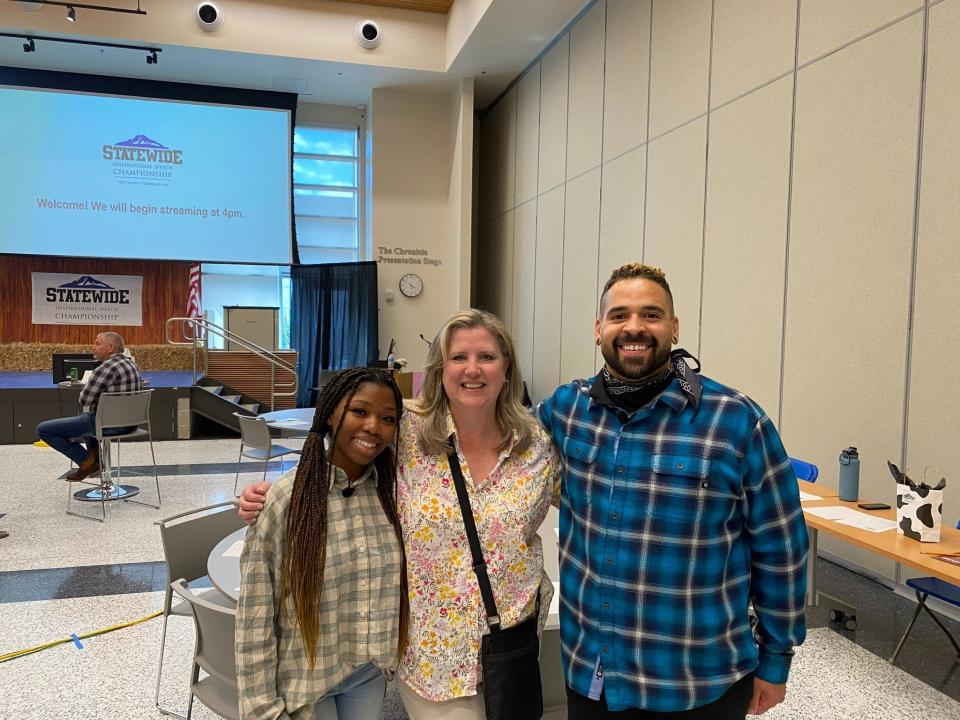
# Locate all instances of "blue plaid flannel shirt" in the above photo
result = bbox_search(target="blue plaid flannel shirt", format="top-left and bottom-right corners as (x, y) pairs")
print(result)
(537, 374), (808, 712)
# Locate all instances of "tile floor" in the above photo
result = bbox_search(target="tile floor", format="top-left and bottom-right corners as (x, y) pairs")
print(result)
(2, 437), (960, 719)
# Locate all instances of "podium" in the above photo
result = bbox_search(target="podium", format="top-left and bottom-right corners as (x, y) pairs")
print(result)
(393, 371), (414, 399)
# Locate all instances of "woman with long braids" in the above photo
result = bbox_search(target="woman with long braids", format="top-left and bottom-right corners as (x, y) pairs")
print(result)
(236, 367), (407, 720)
(241, 310), (561, 719)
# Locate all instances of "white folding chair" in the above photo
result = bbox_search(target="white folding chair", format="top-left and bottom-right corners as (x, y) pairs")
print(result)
(154, 502), (244, 718)
(171, 578), (239, 720)
(233, 413), (300, 495)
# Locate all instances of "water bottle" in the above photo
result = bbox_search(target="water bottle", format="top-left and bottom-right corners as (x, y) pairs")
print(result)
(386, 351), (396, 370)
(839, 447), (860, 502)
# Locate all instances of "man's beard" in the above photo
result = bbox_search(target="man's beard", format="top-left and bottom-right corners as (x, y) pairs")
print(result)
(601, 335), (672, 381)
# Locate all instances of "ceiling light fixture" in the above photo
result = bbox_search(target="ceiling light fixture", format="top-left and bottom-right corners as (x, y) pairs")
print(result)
(0, 31), (161, 62)
(8, 0), (147, 17)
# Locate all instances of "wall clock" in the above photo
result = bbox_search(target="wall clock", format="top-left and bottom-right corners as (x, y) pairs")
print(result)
(399, 273), (424, 298)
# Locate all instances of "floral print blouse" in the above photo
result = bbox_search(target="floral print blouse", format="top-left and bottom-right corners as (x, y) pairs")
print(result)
(396, 410), (562, 701)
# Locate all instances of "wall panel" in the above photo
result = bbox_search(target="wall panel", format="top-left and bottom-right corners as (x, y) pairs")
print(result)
(649, 0), (712, 137)
(643, 118), (707, 351)
(711, 0), (796, 107)
(701, 76), (793, 418)
(906, 0), (960, 535)
(495, 88), (518, 217)
(783, 17), (922, 576)
(566, 0), (606, 180)
(560, 167), (602, 383)
(798, 0), (921, 65)
(532, 187), (565, 402)
(538, 35), (571, 194)
(511, 200), (538, 387)
(515, 65), (542, 207)
(603, 0), (651, 162)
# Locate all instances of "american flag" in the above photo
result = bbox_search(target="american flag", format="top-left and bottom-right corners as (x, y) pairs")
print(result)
(187, 263), (202, 321)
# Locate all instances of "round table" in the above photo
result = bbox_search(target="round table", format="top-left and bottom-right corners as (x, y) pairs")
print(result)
(207, 527), (247, 603)
(259, 408), (314, 437)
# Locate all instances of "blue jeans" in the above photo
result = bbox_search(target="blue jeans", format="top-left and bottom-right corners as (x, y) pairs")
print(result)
(313, 663), (386, 720)
(37, 413), (98, 466)
(36, 414), (135, 467)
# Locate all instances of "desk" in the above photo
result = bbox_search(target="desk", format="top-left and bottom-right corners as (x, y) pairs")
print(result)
(208, 527), (246, 603)
(802, 489), (960, 606)
(260, 408), (313, 437)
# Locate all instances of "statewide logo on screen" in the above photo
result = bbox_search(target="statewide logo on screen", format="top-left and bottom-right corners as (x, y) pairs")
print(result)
(45, 275), (130, 304)
(103, 134), (183, 187)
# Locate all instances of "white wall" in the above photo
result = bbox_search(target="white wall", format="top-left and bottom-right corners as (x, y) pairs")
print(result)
(370, 85), (470, 372)
(477, 0), (959, 581)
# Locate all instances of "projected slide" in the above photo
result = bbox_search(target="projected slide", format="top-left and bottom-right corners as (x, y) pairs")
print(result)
(0, 86), (292, 264)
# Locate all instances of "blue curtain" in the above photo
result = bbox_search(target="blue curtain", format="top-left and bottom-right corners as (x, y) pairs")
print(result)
(291, 261), (379, 407)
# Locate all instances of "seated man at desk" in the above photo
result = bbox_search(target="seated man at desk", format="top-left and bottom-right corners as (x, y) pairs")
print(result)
(37, 332), (142, 481)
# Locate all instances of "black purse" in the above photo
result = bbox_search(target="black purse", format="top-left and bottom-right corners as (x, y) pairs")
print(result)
(447, 445), (544, 720)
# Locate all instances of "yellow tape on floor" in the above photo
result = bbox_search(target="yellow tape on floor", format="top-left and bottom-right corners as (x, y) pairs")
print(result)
(0, 610), (162, 663)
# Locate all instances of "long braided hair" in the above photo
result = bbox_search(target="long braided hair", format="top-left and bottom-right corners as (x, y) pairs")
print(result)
(279, 367), (407, 668)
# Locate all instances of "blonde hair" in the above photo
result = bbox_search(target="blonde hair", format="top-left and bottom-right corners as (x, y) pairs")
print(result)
(413, 309), (536, 456)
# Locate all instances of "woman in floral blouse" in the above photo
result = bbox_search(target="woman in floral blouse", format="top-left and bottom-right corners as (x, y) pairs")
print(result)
(395, 309), (560, 718)
(241, 309), (561, 719)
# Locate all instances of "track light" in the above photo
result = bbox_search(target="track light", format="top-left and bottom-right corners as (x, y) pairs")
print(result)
(10, 2), (147, 18)
(1, 32), (162, 62)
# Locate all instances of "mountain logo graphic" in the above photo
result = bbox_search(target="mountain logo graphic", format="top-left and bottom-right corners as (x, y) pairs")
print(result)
(115, 134), (168, 149)
(59, 276), (114, 290)
(102, 135), (183, 166)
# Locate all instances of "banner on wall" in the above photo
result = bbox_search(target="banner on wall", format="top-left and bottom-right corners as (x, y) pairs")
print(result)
(31, 272), (143, 326)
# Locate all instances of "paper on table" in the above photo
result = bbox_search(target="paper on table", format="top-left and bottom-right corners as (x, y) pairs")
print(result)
(804, 506), (858, 521)
(798, 490), (820, 502)
(222, 540), (244, 557)
(804, 505), (896, 532)
(549, 581), (560, 615)
(835, 515), (897, 533)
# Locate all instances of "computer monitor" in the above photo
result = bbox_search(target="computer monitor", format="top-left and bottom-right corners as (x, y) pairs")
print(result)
(52, 354), (101, 384)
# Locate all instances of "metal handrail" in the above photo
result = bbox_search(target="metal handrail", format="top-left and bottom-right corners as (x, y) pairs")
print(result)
(165, 315), (297, 411)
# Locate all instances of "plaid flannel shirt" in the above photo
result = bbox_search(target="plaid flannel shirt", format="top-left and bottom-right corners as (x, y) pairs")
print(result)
(537, 374), (808, 713)
(236, 464), (403, 720)
(78, 352), (141, 414)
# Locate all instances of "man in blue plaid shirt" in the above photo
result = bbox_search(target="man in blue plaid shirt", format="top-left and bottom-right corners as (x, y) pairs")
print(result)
(38, 332), (142, 482)
(538, 263), (808, 719)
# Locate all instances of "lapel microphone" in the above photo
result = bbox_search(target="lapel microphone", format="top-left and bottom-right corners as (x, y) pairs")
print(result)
(341, 485), (355, 498)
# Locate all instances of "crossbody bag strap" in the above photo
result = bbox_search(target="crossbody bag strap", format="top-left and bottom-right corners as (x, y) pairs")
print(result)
(447, 436), (502, 630)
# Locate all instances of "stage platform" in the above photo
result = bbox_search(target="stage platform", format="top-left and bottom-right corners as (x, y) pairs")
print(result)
(0, 372), (193, 445)
(0, 371), (195, 390)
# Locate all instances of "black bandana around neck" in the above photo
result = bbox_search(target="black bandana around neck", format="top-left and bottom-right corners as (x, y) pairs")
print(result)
(599, 348), (702, 413)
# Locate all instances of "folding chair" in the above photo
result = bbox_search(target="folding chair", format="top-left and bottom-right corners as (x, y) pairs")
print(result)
(171, 578), (239, 720)
(233, 413), (300, 495)
(790, 457), (819, 482)
(67, 389), (161, 522)
(889, 518), (960, 665)
(154, 502), (245, 718)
